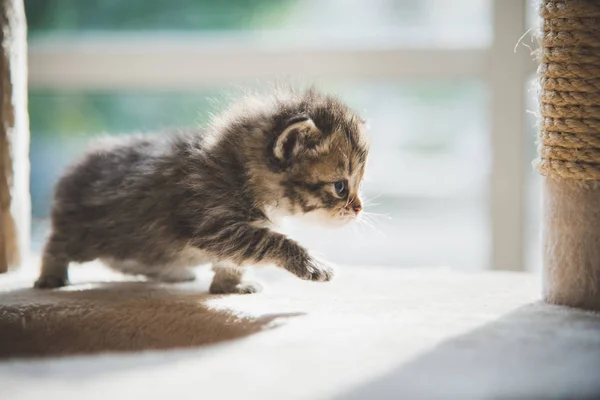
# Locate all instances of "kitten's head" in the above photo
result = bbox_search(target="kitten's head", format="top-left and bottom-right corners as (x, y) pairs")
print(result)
(265, 89), (369, 227)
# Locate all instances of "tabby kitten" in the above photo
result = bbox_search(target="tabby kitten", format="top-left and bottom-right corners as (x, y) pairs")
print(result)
(34, 87), (369, 294)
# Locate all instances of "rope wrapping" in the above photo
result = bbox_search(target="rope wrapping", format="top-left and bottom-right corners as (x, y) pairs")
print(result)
(536, 0), (600, 181)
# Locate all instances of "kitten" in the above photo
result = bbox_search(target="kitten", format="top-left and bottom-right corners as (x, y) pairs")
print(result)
(34, 87), (369, 294)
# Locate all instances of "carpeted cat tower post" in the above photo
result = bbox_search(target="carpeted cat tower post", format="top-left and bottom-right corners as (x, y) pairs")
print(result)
(0, 0), (29, 274)
(536, 0), (600, 310)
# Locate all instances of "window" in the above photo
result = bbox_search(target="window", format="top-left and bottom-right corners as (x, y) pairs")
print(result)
(27, 0), (535, 271)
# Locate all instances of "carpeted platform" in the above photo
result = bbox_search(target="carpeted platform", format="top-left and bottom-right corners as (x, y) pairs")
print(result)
(1, 263), (599, 399)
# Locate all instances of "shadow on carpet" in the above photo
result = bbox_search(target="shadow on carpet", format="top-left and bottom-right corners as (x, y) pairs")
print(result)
(0, 281), (301, 359)
(339, 302), (600, 400)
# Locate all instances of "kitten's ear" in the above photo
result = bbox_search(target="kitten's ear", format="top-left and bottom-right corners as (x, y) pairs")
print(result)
(273, 116), (320, 161)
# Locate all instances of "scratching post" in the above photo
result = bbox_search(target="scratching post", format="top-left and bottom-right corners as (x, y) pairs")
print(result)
(0, 0), (29, 272)
(0, 0), (29, 273)
(537, 1), (600, 310)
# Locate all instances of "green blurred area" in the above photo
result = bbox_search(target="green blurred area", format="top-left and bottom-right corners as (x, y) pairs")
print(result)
(25, 0), (293, 34)
(29, 90), (224, 139)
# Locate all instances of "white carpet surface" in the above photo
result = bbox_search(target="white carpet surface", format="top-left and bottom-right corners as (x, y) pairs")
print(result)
(1, 264), (599, 400)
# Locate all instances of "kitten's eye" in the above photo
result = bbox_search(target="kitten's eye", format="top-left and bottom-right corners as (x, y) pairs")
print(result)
(334, 180), (347, 197)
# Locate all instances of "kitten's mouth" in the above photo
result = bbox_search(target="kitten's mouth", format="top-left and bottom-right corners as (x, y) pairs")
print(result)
(294, 207), (360, 228)
(337, 209), (360, 223)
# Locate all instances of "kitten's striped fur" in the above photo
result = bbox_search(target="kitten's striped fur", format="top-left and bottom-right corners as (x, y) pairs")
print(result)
(34, 87), (369, 293)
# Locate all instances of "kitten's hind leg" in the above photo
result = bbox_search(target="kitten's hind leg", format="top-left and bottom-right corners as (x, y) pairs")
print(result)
(209, 263), (262, 294)
(34, 235), (70, 289)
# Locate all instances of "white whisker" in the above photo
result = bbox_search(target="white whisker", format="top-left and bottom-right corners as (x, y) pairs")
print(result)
(363, 192), (384, 203)
(362, 211), (392, 220)
(363, 201), (380, 207)
(358, 215), (386, 237)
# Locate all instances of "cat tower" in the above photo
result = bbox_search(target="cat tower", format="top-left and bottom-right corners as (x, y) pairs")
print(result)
(536, 0), (600, 310)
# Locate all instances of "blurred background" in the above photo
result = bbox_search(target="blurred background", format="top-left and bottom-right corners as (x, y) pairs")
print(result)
(25, 0), (540, 271)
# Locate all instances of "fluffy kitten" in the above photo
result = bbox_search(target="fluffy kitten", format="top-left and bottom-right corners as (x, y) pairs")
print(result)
(34, 87), (369, 294)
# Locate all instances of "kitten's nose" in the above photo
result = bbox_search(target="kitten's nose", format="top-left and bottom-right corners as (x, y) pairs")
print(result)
(350, 199), (362, 214)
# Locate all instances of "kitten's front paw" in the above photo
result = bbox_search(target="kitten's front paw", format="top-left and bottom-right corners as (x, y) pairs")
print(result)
(294, 256), (335, 282)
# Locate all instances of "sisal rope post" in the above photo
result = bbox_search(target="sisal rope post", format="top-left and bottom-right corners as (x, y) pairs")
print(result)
(536, 0), (600, 310)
